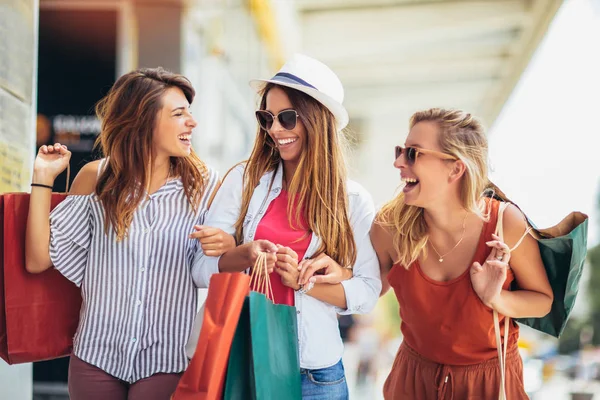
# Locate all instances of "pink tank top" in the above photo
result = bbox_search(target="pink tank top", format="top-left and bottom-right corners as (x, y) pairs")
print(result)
(253, 190), (312, 306)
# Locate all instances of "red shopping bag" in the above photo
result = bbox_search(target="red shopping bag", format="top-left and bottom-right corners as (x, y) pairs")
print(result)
(0, 192), (82, 364)
(172, 272), (250, 400)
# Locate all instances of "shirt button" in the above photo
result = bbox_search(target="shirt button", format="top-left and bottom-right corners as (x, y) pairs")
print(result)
(140, 267), (146, 272)
(296, 310), (300, 314)
(136, 300), (142, 306)
(131, 338), (137, 343)
(144, 228), (150, 234)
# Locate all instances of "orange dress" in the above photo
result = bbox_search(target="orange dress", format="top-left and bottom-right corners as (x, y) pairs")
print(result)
(383, 199), (529, 399)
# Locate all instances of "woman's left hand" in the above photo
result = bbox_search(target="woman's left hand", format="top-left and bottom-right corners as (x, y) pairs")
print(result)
(189, 226), (236, 257)
(274, 245), (301, 290)
(298, 253), (353, 286)
(470, 233), (511, 308)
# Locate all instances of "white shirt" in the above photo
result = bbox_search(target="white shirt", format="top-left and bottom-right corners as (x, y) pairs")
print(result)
(191, 163), (381, 369)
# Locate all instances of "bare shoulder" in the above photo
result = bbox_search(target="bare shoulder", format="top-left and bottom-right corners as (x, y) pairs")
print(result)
(370, 219), (392, 242)
(69, 160), (101, 195)
(370, 218), (396, 278)
(501, 203), (530, 247)
(370, 219), (394, 255)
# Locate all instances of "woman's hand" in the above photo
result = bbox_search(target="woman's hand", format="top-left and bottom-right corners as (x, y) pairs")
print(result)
(33, 143), (71, 185)
(298, 253), (353, 286)
(246, 240), (278, 274)
(470, 233), (511, 308)
(273, 245), (300, 290)
(189, 226), (236, 257)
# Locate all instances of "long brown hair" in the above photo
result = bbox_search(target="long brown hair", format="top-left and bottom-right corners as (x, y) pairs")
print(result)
(95, 67), (208, 240)
(235, 83), (357, 268)
(376, 108), (497, 268)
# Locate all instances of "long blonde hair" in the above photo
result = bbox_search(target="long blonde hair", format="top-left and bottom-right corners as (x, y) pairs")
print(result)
(234, 83), (357, 268)
(376, 108), (498, 268)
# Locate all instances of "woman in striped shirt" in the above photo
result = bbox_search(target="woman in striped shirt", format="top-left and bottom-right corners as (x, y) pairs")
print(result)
(25, 68), (234, 400)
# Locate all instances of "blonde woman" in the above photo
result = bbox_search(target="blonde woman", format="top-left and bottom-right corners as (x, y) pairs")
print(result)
(371, 108), (553, 399)
(191, 54), (381, 399)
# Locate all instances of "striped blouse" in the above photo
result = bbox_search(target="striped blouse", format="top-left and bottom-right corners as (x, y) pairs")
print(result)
(49, 161), (219, 383)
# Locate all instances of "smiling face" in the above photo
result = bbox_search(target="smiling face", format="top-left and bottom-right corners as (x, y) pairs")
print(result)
(152, 87), (197, 158)
(263, 86), (307, 165)
(394, 120), (459, 208)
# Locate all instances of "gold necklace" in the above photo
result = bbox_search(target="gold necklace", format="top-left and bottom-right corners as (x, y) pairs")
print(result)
(429, 212), (468, 263)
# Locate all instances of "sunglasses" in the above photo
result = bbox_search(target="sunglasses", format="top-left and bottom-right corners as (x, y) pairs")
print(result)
(394, 146), (457, 165)
(255, 109), (299, 131)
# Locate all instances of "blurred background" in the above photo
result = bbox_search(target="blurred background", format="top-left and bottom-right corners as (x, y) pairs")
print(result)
(1, 0), (599, 399)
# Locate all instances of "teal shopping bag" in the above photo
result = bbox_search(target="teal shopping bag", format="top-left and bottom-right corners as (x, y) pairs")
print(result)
(487, 187), (588, 338)
(223, 299), (252, 400)
(514, 211), (588, 337)
(250, 291), (301, 399)
(224, 291), (302, 400)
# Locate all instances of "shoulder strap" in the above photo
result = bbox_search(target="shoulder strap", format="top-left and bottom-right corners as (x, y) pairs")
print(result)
(207, 161), (245, 209)
(493, 310), (509, 400)
(495, 201), (533, 252)
(493, 201), (508, 237)
(494, 201), (510, 400)
(63, 164), (71, 194)
(97, 158), (108, 179)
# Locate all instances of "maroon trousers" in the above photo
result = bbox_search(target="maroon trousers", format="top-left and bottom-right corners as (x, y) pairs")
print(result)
(68, 355), (182, 400)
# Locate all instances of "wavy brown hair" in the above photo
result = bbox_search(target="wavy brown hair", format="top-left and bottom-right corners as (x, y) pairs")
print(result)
(95, 67), (208, 240)
(376, 108), (499, 268)
(234, 83), (357, 268)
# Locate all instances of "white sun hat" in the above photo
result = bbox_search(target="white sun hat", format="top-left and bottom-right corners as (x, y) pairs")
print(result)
(249, 53), (349, 130)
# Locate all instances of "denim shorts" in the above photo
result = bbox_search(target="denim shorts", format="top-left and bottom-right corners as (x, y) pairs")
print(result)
(300, 359), (349, 400)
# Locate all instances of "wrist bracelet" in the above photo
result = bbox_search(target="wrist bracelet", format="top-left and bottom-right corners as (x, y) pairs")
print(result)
(31, 183), (53, 190)
(297, 281), (314, 294)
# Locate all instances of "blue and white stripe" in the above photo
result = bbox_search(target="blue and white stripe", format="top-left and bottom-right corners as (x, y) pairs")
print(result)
(49, 161), (218, 383)
(271, 72), (317, 89)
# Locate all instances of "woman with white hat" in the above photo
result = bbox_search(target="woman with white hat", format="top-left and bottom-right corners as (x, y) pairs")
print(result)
(191, 54), (381, 398)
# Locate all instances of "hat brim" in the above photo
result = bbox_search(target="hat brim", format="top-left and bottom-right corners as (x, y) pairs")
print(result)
(249, 79), (349, 130)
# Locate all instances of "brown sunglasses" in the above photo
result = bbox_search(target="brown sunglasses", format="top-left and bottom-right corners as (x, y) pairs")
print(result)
(395, 146), (457, 165)
(255, 109), (299, 131)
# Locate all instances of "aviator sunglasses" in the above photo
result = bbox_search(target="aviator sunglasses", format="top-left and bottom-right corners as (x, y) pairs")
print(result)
(395, 146), (457, 165)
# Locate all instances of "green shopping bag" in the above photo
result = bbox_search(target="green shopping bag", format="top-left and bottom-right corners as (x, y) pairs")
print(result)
(223, 299), (252, 400)
(224, 293), (302, 400)
(223, 253), (302, 400)
(486, 186), (589, 338)
(513, 211), (588, 337)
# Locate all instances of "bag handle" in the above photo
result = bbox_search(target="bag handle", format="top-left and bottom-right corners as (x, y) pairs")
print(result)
(493, 309), (509, 400)
(249, 252), (274, 302)
(206, 162), (244, 210)
(494, 201), (510, 400)
(62, 164), (71, 194)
